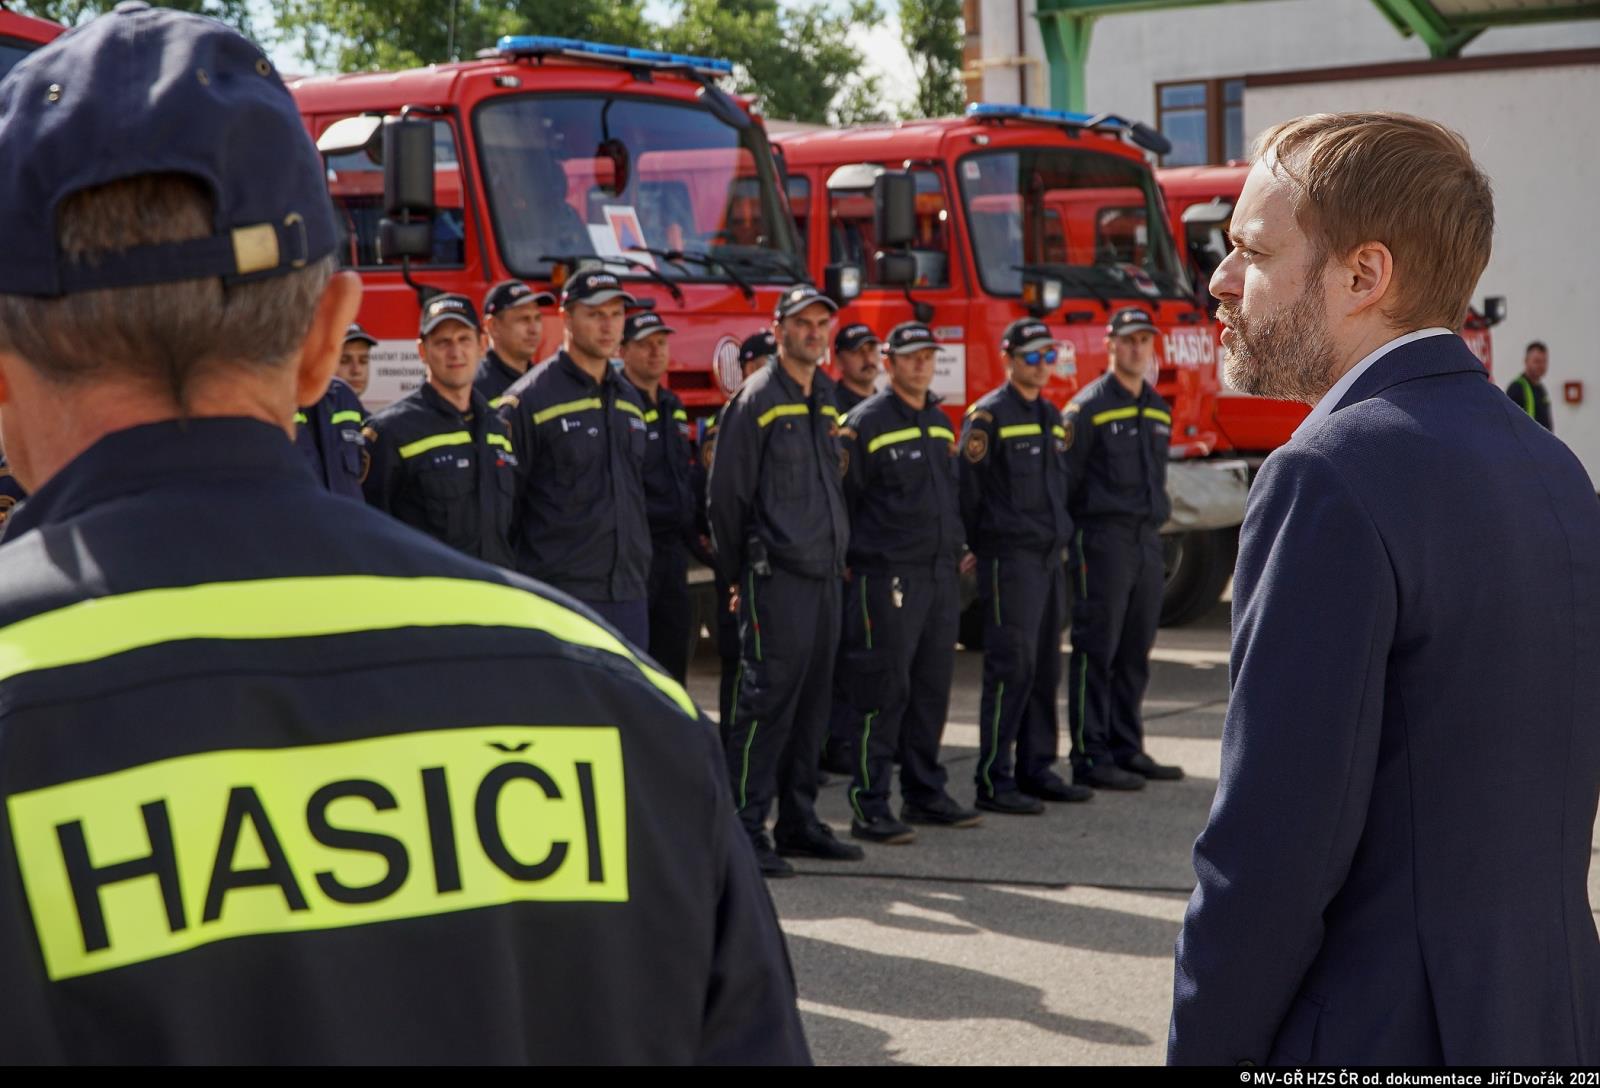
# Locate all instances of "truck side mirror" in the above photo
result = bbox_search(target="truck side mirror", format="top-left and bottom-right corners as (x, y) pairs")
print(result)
(875, 251), (916, 288)
(1483, 296), (1507, 327)
(378, 117), (437, 263)
(873, 172), (916, 249)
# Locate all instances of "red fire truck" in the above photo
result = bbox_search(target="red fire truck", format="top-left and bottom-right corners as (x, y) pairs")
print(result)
(0, 7), (64, 79)
(774, 104), (1250, 628)
(289, 36), (814, 413)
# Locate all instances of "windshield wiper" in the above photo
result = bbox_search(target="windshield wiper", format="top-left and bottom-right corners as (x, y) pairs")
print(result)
(1013, 262), (1115, 311)
(541, 252), (685, 306)
(712, 244), (810, 285)
(636, 247), (757, 304)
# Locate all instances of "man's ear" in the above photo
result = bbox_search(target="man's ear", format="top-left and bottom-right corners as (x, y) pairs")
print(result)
(294, 271), (363, 409)
(1340, 240), (1394, 319)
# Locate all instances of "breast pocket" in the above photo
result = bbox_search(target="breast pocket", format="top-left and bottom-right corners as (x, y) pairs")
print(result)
(550, 424), (602, 486)
(1006, 437), (1045, 506)
(767, 421), (810, 500)
(1104, 428), (1144, 489)
(416, 460), (473, 538)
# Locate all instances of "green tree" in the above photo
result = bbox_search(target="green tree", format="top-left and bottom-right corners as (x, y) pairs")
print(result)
(899, 0), (964, 119)
(14, 0), (253, 33)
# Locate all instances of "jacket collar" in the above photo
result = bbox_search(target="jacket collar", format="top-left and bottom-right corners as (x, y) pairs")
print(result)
(1333, 332), (1488, 414)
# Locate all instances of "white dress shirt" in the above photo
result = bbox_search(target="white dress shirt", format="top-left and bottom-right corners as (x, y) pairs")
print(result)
(1294, 327), (1453, 437)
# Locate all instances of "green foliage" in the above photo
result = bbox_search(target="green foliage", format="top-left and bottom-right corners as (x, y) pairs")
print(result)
(13, 0), (253, 33)
(899, 0), (964, 119)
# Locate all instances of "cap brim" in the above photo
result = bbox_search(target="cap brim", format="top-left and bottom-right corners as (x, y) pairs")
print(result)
(888, 339), (937, 355)
(1111, 321), (1158, 337)
(490, 292), (555, 315)
(1011, 336), (1056, 353)
(778, 296), (840, 319)
(627, 324), (677, 342)
(566, 289), (637, 308)
(344, 333), (379, 346)
(420, 314), (479, 337)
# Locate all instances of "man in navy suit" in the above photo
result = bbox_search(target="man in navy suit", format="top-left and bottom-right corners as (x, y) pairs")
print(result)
(1169, 112), (1600, 1066)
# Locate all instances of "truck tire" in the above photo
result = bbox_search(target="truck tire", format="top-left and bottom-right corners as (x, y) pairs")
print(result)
(1160, 528), (1237, 627)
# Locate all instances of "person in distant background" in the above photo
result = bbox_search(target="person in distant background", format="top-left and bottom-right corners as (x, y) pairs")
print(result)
(1506, 340), (1553, 431)
(335, 322), (375, 401)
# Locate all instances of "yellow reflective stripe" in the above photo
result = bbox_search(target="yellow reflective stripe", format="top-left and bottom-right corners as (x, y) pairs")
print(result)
(820, 405), (842, 421)
(1052, 425), (1067, 439)
(614, 399), (644, 420)
(329, 411), (364, 426)
(293, 412), (308, 425)
(8, 724), (627, 980)
(486, 434), (512, 452)
(1514, 376), (1535, 416)
(998, 423), (1042, 439)
(757, 403), (810, 428)
(672, 409), (688, 422)
(489, 396), (509, 410)
(927, 425), (955, 443)
(1142, 408), (1171, 425)
(0, 576), (695, 718)
(532, 398), (603, 426)
(866, 427), (923, 454)
(1091, 406), (1139, 426)
(399, 432), (471, 459)
(643, 410), (660, 424)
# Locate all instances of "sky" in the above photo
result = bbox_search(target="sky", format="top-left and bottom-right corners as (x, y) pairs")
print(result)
(256, 0), (918, 116)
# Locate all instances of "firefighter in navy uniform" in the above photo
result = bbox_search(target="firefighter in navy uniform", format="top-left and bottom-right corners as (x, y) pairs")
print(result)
(475, 279), (554, 405)
(363, 294), (517, 567)
(334, 321), (375, 401)
(497, 270), (653, 647)
(293, 374), (366, 499)
(0, 7), (808, 1063)
(707, 286), (862, 876)
(702, 330), (776, 735)
(620, 310), (697, 682)
(836, 323), (981, 844)
(958, 319), (1092, 814)
(1065, 307), (1185, 789)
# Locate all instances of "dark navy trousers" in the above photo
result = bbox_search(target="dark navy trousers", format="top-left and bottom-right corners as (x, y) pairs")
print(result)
(835, 567), (959, 821)
(974, 550), (1067, 798)
(725, 566), (840, 842)
(646, 533), (692, 683)
(1068, 519), (1163, 769)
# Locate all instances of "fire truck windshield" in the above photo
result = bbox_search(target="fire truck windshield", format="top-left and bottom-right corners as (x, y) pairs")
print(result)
(476, 94), (802, 284)
(957, 147), (1187, 302)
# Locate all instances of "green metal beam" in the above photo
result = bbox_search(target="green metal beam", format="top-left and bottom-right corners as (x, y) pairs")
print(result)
(1369, 0), (1482, 57)
(1036, 10), (1094, 111)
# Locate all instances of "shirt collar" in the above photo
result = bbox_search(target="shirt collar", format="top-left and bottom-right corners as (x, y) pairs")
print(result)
(1295, 327), (1452, 437)
(2, 418), (310, 542)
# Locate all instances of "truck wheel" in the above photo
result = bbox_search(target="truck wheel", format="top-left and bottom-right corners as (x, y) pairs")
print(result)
(1160, 528), (1237, 627)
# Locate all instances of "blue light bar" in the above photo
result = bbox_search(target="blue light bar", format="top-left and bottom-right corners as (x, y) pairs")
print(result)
(497, 35), (735, 77)
(965, 102), (1171, 156)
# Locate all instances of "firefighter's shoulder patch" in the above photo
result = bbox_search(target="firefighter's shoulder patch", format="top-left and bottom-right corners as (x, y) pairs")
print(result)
(1061, 419), (1074, 451)
(964, 428), (989, 463)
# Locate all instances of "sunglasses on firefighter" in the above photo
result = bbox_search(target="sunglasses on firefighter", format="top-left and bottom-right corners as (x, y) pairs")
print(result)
(1020, 348), (1059, 367)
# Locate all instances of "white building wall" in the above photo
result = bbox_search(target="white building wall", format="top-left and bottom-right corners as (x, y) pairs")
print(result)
(1246, 63), (1600, 487)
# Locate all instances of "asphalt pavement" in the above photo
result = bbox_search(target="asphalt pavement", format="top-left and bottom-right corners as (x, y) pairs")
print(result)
(683, 598), (1600, 1065)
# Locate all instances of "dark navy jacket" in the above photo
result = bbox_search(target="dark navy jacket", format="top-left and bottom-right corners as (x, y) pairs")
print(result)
(293, 377), (366, 500)
(1170, 334), (1600, 1066)
(839, 388), (963, 573)
(1064, 373), (1172, 527)
(0, 418), (808, 1064)
(626, 377), (696, 542)
(957, 382), (1073, 560)
(498, 352), (652, 603)
(474, 349), (528, 406)
(362, 382), (516, 568)
(706, 359), (849, 583)
(0, 453), (23, 533)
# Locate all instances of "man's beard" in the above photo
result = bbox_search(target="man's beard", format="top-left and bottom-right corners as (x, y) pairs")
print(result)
(1218, 277), (1337, 404)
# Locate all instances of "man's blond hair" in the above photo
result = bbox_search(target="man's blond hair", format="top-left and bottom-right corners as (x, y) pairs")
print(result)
(1253, 111), (1494, 331)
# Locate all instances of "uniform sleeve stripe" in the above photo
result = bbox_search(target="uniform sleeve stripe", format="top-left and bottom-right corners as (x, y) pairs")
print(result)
(532, 397), (603, 425)
(486, 434), (513, 452)
(399, 432), (472, 459)
(672, 409), (689, 422)
(489, 396), (509, 409)
(614, 399), (645, 420)
(757, 403), (810, 428)
(0, 576), (697, 718)
(998, 423), (1043, 439)
(927, 425), (956, 443)
(1052, 424), (1067, 439)
(1091, 406), (1139, 426)
(866, 427), (923, 454)
(293, 412), (308, 425)
(643, 410), (660, 424)
(329, 411), (364, 426)
(820, 405), (842, 421)
(1142, 408), (1172, 424)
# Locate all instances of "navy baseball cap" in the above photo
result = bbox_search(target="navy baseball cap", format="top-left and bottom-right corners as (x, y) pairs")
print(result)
(623, 312), (676, 342)
(0, 2), (338, 298)
(774, 284), (838, 321)
(343, 322), (378, 347)
(419, 294), (480, 337)
(562, 269), (636, 309)
(885, 322), (938, 356)
(834, 323), (878, 353)
(738, 331), (776, 365)
(1001, 318), (1055, 354)
(1107, 306), (1158, 337)
(483, 279), (554, 317)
